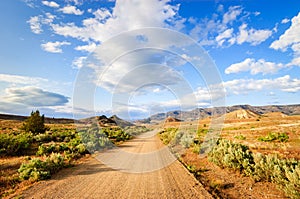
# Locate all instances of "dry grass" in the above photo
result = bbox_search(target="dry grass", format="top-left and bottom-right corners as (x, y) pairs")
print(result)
(164, 114), (300, 159)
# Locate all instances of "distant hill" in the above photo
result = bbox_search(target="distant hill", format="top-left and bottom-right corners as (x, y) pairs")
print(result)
(0, 113), (75, 124)
(263, 112), (288, 118)
(109, 115), (134, 128)
(164, 116), (182, 123)
(80, 115), (134, 128)
(225, 109), (260, 120)
(138, 104), (300, 123)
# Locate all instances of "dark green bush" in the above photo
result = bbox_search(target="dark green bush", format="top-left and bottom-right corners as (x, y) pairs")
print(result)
(22, 110), (48, 135)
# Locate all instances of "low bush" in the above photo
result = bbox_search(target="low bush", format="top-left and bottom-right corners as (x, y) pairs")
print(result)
(158, 128), (178, 145)
(102, 127), (132, 142)
(79, 127), (114, 153)
(234, 134), (246, 140)
(258, 132), (289, 142)
(208, 139), (300, 198)
(36, 137), (88, 157)
(179, 133), (194, 148)
(34, 130), (77, 143)
(208, 139), (254, 175)
(123, 126), (150, 136)
(18, 153), (66, 181)
(0, 132), (33, 156)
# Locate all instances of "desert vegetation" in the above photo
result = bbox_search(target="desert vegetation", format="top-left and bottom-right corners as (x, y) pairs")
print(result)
(0, 110), (141, 197)
(208, 139), (300, 198)
(158, 110), (300, 198)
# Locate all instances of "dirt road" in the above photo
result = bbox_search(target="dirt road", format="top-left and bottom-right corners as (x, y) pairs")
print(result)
(22, 131), (211, 199)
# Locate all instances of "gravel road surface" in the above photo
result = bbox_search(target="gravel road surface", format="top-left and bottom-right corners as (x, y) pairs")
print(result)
(23, 131), (211, 199)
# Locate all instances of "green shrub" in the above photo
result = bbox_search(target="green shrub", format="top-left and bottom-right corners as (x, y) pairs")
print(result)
(277, 133), (289, 142)
(208, 139), (254, 175)
(252, 153), (300, 198)
(197, 128), (208, 136)
(208, 138), (300, 198)
(124, 126), (150, 136)
(34, 130), (77, 143)
(34, 133), (53, 143)
(18, 153), (66, 181)
(102, 127), (132, 142)
(234, 134), (246, 140)
(284, 165), (300, 198)
(258, 132), (289, 142)
(0, 132), (33, 156)
(36, 139), (87, 157)
(158, 128), (178, 145)
(18, 158), (50, 181)
(192, 144), (201, 154)
(79, 127), (114, 153)
(180, 133), (194, 148)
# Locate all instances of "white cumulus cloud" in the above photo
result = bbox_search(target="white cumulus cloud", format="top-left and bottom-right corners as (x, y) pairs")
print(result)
(41, 41), (71, 53)
(51, 0), (183, 42)
(42, 1), (59, 8)
(270, 12), (300, 52)
(190, 6), (272, 47)
(216, 28), (233, 46)
(27, 16), (42, 34)
(222, 6), (242, 24)
(225, 58), (285, 75)
(224, 75), (300, 94)
(72, 56), (87, 69)
(59, 5), (84, 15)
(75, 43), (97, 52)
(236, 23), (272, 46)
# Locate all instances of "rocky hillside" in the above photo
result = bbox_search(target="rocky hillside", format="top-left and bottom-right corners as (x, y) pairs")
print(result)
(81, 115), (134, 128)
(225, 109), (260, 120)
(109, 115), (134, 128)
(164, 116), (182, 123)
(139, 104), (300, 123)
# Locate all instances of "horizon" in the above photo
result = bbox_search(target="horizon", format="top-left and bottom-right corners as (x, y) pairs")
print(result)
(2, 103), (299, 121)
(0, 0), (299, 120)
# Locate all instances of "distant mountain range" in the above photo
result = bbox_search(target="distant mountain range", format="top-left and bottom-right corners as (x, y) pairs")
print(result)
(1, 104), (299, 125)
(138, 104), (300, 123)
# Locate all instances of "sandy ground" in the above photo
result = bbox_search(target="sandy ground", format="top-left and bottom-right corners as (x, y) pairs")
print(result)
(22, 131), (211, 199)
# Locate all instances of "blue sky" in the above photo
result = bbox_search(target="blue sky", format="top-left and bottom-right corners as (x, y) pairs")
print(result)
(0, 0), (299, 119)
